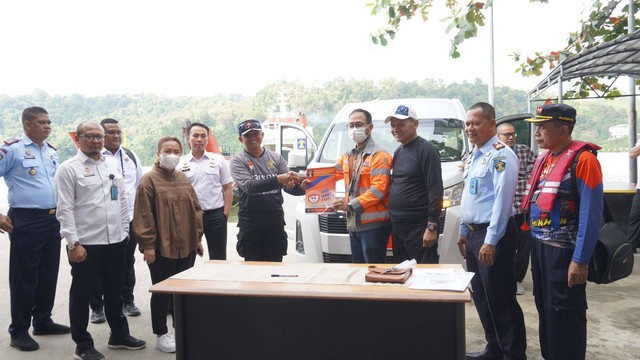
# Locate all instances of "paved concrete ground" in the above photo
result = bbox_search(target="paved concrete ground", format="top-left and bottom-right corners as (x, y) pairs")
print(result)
(0, 216), (638, 359)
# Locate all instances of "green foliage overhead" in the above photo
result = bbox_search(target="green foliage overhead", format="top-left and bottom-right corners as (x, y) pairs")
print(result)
(368, 0), (640, 99)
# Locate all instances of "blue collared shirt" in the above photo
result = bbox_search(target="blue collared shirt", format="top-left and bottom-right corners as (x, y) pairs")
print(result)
(460, 135), (518, 245)
(0, 134), (58, 209)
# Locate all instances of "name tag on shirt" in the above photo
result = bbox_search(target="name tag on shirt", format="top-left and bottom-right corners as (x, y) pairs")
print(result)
(469, 177), (478, 194)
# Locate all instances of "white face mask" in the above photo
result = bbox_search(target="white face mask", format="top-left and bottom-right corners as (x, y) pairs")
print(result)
(348, 126), (369, 144)
(159, 154), (180, 169)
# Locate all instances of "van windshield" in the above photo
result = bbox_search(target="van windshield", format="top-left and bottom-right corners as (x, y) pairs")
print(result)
(319, 118), (465, 164)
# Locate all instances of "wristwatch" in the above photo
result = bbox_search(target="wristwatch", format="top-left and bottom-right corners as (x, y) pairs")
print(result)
(68, 241), (80, 251)
(427, 223), (438, 232)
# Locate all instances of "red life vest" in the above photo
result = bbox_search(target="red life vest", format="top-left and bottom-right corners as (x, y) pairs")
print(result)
(521, 141), (600, 213)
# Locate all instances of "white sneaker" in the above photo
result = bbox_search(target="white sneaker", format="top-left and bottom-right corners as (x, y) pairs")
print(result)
(156, 334), (176, 353)
(516, 282), (525, 295)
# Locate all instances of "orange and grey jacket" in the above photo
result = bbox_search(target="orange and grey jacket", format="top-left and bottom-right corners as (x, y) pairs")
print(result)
(335, 137), (392, 231)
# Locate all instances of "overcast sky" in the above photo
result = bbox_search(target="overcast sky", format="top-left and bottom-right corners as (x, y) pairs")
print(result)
(0, 0), (593, 97)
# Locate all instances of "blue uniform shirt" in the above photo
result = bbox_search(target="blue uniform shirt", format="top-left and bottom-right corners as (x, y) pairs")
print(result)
(460, 135), (518, 245)
(0, 134), (58, 209)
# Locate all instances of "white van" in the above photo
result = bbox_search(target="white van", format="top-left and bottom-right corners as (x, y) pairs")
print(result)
(288, 98), (469, 264)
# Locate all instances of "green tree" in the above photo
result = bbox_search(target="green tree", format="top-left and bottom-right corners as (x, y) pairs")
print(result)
(369, 0), (639, 99)
(3, 77), (623, 165)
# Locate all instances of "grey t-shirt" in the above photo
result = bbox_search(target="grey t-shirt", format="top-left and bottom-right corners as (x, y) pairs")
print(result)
(230, 148), (304, 227)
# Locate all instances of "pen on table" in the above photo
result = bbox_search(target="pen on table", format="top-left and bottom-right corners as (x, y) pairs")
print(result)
(271, 274), (298, 277)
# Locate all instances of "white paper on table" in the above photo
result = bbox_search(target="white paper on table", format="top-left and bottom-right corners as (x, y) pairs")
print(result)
(394, 259), (417, 270)
(407, 270), (475, 292)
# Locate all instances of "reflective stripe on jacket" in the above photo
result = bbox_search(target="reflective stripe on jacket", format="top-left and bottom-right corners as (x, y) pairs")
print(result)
(335, 137), (392, 229)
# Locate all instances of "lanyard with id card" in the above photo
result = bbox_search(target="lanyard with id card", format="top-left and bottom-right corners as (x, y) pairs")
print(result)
(109, 174), (118, 200)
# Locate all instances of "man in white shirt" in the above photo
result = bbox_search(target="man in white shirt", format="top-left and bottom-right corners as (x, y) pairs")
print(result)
(179, 122), (233, 260)
(89, 118), (144, 324)
(55, 121), (145, 360)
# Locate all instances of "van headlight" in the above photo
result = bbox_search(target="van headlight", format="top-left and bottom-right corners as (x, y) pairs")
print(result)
(442, 182), (463, 208)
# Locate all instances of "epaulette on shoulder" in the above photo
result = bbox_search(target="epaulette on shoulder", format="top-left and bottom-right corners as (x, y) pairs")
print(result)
(47, 142), (57, 151)
(492, 141), (505, 150)
(3, 138), (19, 146)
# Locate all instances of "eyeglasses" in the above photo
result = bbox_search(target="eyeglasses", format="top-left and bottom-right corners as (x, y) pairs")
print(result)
(498, 132), (517, 138)
(347, 122), (368, 129)
(79, 134), (105, 141)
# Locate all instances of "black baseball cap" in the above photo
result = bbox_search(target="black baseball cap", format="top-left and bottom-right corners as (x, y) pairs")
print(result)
(237, 119), (262, 136)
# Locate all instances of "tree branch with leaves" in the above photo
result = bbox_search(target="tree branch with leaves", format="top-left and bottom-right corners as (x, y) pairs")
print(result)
(369, 0), (639, 98)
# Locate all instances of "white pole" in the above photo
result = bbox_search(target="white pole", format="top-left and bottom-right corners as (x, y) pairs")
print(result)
(488, 3), (495, 106)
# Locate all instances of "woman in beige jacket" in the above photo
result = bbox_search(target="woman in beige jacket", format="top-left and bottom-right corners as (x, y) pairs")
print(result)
(133, 136), (203, 354)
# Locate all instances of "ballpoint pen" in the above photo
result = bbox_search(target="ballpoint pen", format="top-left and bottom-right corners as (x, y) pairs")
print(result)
(271, 274), (298, 277)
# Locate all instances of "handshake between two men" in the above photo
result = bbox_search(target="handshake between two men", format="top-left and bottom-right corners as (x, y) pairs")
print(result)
(276, 170), (309, 191)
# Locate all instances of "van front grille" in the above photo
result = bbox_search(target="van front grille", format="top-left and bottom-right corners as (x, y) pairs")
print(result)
(319, 213), (349, 234)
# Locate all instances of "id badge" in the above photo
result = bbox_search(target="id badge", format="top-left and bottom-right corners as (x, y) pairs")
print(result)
(469, 177), (478, 194)
(109, 174), (118, 200)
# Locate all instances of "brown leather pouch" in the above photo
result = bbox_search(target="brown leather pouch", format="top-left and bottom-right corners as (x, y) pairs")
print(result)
(365, 266), (413, 284)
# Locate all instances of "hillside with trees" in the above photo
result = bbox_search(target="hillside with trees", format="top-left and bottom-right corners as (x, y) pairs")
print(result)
(0, 77), (628, 165)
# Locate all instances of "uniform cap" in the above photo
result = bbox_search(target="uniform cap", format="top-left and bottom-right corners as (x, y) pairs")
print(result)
(525, 103), (576, 123)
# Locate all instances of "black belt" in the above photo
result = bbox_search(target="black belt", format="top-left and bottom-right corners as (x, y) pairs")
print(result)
(203, 207), (224, 214)
(467, 223), (489, 231)
(10, 207), (56, 215)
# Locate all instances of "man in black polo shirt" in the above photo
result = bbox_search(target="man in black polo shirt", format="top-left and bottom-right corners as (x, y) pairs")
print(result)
(386, 105), (443, 264)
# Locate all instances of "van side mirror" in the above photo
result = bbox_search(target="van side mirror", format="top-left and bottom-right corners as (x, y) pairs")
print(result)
(288, 150), (307, 170)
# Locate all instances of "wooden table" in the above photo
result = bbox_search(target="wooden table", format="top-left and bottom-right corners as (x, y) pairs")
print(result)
(150, 261), (471, 360)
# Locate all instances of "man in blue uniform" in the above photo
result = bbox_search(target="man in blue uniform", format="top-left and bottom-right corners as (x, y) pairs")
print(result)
(0, 107), (70, 352)
(458, 102), (527, 360)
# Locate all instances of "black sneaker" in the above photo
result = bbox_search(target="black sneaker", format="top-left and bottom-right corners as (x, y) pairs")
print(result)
(107, 334), (146, 350)
(10, 333), (39, 351)
(33, 322), (71, 335)
(74, 347), (105, 360)
(124, 303), (141, 317)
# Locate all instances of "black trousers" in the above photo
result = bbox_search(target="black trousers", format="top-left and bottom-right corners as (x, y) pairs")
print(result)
(7, 208), (61, 338)
(465, 218), (527, 360)
(203, 208), (227, 260)
(148, 252), (196, 335)
(236, 225), (287, 262)
(627, 189), (640, 251)
(70, 241), (129, 351)
(391, 220), (439, 264)
(90, 222), (137, 310)
(531, 239), (587, 360)
(513, 213), (531, 283)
